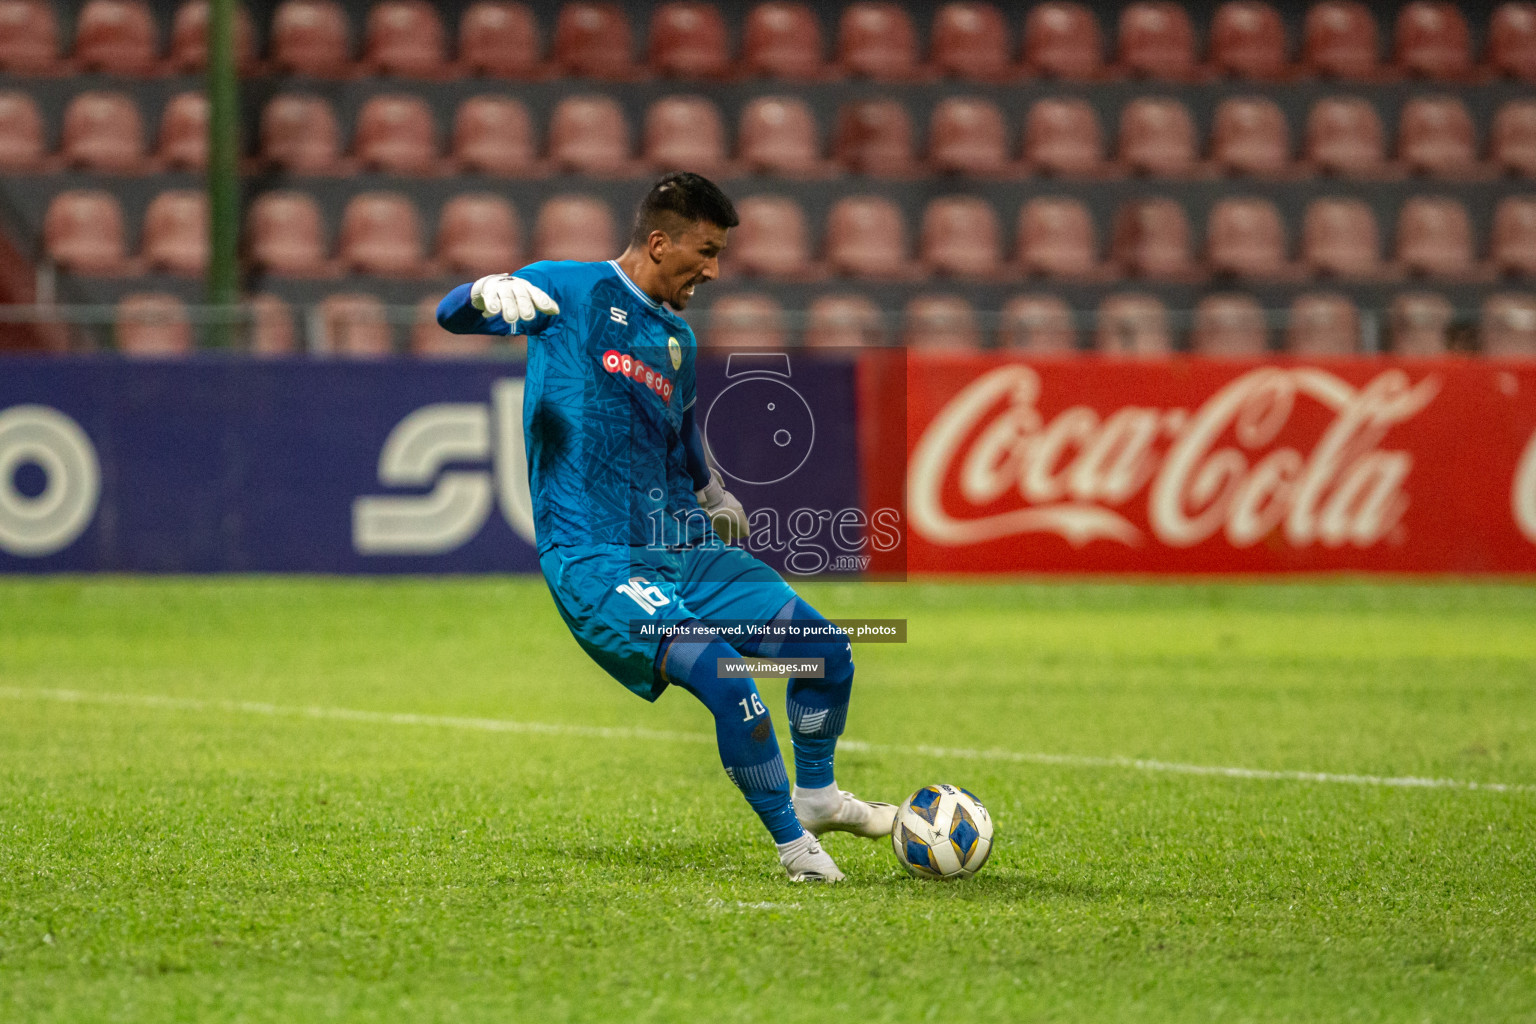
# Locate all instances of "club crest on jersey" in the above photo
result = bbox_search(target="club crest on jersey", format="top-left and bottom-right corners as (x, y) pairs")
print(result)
(602, 349), (673, 404)
(668, 336), (682, 370)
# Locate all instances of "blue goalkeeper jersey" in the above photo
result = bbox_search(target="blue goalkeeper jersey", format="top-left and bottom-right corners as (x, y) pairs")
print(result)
(437, 260), (708, 553)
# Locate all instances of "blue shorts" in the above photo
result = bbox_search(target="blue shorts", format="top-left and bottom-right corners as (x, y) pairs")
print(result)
(538, 542), (798, 701)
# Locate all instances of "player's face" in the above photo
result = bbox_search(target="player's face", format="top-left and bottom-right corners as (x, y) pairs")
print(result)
(659, 221), (728, 310)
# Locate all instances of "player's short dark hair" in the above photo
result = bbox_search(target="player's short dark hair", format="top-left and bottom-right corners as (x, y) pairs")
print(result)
(630, 172), (739, 245)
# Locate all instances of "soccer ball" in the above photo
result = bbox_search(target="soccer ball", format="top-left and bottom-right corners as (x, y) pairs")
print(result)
(891, 783), (994, 880)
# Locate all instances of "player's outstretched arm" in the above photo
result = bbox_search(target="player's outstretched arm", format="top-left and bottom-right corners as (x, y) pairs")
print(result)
(684, 405), (750, 542)
(436, 274), (559, 336)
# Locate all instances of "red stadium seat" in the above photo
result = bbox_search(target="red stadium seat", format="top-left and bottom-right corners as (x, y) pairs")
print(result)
(1017, 197), (1098, 278)
(1387, 291), (1452, 356)
(246, 191), (331, 277)
(1210, 96), (1290, 176)
(931, 3), (1012, 82)
(116, 294), (192, 357)
(1117, 97), (1197, 177)
(643, 96), (728, 175)
(1023, 98), (1104, 176)
(649, 2), (729, 79)
(741, 2), (824, 79)
(805, 294), (884, 348)
(154, 91), (208, 171)
(439, 193), (522, 277)
(168, 2), (256, 73)
(1491, 196), (1536, 277)
(353, 94), (439, 175)
(1305, 96), (1387, 176)
(1301, 198), (1382, 278)
(730, 196), (813, 278)
(1110, 198), (1194, 278)
(1394, 2), (1470, 80)
(1207, 197), (1289, 279)
(269, 0), (352, 76)
(452, 96), (536, 175)
(436, 194), (521, 276)
(337, 192), (426, 277)
(1190, 293), (1268, 355)
(245, 192), (329, 278)
(1095, 293), (1173, 355)
(836, 2), (919, 81)
(1302, 1), (1380, 80)
(920, 196), (1003, 278)
(928, 97), (1011, 176)
(320, 294), (393, 357)
(1116, 2), (1196, 80)
(60, 92), (146, 173)
(1023, 2), (1102, 80)
(1209, 1), (1288, 80)
(259, 94), (344, 174)
(1492, 101), (1536, 177)
(737, 96), (824, 176)
(1285, 292), (1360, 354)
(1396, 196), (1477, 278)
(412, 296), (494, 358)
(0, 92), (46, 171)
(551, 2), (635, 79)
(249, 294), (298, 356)
(1398, 96), (1479, 178)
(999, 294), (1077, 352)
(363, 0), (446, 78)
(45, 191), (128, 274)
(533, 196), (616, 262)
(73, 0), (159, 75)
(833, 99), (916, 176)
(705, 294), (787, 348)
(903, 295), (981, 349)
(0, 0), (59, 74)
(141, 190), (207, 276)
(1488, 3), (1536, 82)
(825, 196), (908, 279)
(548, 95), (633, 176)
(457, 2), (541, 78)
(1480, 293), (1536, 355)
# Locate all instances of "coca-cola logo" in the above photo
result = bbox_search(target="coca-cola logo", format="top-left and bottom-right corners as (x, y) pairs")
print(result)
(1516, 426), (1536, 545)
(910, 365), (1441, 550)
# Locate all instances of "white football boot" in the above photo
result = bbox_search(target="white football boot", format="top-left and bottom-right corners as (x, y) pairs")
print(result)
(793, 785), (898, 839)
(776, 832), (845, 883)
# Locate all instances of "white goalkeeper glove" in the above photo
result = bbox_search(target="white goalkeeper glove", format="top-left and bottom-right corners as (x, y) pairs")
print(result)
(470, 274), (559, 327)
(695, 467), (750, 543)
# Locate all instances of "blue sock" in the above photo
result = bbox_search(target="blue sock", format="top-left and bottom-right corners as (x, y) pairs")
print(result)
(748, 598), (855, 792)
(659, 623), (803, 844)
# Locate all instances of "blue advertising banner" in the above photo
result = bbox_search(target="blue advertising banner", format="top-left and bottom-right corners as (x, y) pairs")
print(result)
(0, 356), (862, 574)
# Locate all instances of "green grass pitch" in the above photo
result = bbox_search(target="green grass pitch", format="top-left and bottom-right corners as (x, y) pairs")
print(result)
(2, 577), (1534, 1023)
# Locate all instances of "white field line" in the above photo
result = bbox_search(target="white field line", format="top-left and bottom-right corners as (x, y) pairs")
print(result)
(2, 686), (1531, 796)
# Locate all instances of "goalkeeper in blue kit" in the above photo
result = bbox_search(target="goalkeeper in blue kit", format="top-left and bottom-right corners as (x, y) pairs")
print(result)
(437, 173), (894, 882)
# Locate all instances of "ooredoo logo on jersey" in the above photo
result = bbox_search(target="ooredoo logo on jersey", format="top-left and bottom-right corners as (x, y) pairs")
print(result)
(602, 349), (674, 403)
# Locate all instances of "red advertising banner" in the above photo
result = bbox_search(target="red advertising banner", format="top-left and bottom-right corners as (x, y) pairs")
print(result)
(863, 355), (1536, 573)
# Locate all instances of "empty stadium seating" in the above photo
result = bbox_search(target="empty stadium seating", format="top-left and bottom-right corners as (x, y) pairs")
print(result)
(0, 0), (1533, 358)
(999, 294), (1077, 352)
(730, 196), (813, 279)
(804, 294), (884, 348)
(457, 2), (541, 78)
(116, 293), (194, 355)
(1387, 291), (1453, 355)
(1285, 292), (1360, 354)
(0, 91), (46, 171)
(1190, 293), (1268, 355)
(1097, 293), (1174, 355)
